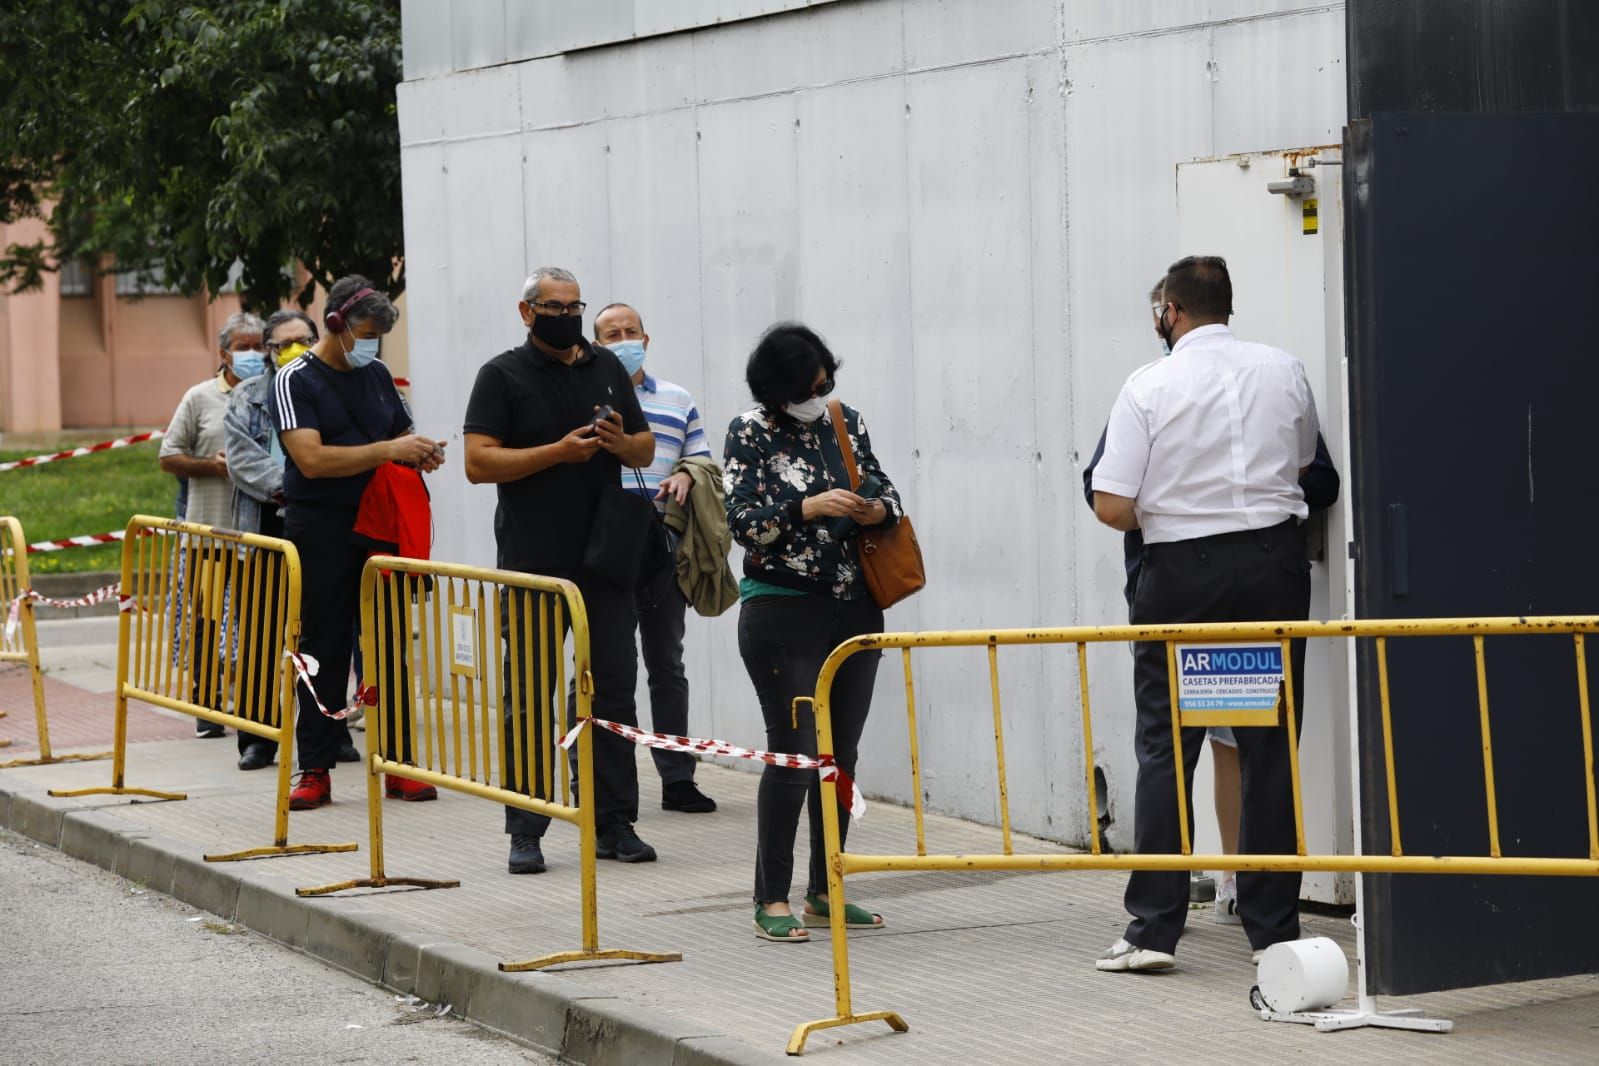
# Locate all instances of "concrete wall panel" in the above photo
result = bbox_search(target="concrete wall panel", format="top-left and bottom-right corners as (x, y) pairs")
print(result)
(1211, 5), (1345, 155)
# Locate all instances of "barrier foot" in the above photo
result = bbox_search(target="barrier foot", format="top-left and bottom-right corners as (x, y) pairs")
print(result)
(1258, 1006), (1453, 1033)
(786, 1011), (909, 1056)
(47, 785), (186, 801)
(1, 750), (114, 770)
(295, 876), (461, 897)
(499, 948), (684, 972)
(204, 842), (359, 863)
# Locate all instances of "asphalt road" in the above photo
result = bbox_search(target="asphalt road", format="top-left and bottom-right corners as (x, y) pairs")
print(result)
(0, 828), (553, 1065)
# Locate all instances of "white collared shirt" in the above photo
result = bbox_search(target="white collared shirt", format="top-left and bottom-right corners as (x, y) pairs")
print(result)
(1092, 324), (1319, 544)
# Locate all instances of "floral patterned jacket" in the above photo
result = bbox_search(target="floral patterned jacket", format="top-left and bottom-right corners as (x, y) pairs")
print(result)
(723, 403), (903, 599)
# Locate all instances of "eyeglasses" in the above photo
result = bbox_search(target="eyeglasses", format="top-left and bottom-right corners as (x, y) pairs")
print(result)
(529, 300), (587, 316)
(265, 336), (316, 350)
(790, 377), (836, 404)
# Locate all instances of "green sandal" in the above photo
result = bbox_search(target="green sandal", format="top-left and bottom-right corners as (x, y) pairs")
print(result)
(753, 904), (810, 943)
(802, 892), (885, 929)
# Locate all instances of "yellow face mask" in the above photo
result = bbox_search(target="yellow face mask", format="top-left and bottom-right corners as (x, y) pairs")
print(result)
(275, 341), (310, 367)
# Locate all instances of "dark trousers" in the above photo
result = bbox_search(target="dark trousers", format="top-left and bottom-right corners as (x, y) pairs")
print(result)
(503, 572), (641, 838)
(738, 594), (883, 903)
(1122, 519), (1311, 954)
(283, 506), (400, 770)
(237, 507), (284, 758)
(636, 567), (696, 785)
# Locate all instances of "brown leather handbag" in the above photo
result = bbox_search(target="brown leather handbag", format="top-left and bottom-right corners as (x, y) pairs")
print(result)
(827, 400), (926, 609)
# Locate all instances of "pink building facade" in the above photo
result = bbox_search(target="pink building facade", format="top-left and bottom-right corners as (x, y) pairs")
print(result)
(0, 218), (408, 434)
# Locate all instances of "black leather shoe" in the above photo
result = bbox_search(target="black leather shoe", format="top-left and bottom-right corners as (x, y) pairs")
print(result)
(237, 744), (274, 771)
(336, 741), (362, 763)
(508, 834), (546, 874)
(597, 823), (657, 863)
(661, 780), (717, 813)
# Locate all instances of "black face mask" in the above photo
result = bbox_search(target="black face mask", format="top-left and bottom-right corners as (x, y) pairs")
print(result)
(1155, 305), (1176, 350)
(530, 312), (583, 351)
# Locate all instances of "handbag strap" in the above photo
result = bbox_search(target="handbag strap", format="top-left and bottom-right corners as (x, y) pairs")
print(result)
(630, 466), (653, 498)
(826, 400), (862, 492)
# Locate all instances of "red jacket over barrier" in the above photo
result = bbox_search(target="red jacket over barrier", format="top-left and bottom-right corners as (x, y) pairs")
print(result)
(353, 462), (432, 560)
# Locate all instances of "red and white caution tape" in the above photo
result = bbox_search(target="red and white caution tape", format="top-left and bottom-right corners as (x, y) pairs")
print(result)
(24, 530), (128, 554)
(284, 650), (349, 721)
(559, 718), (865, 821)
(4, 581), (127, 642)
(0, 429), (166, 474)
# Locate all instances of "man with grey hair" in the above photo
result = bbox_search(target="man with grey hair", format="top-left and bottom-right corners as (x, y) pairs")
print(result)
(275, 274), (446, 810)
(160, 309), (266, 737)
(464, 266), (660, 873)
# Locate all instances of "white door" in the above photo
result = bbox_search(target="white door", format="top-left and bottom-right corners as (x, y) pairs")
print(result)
(1176, 148), (1355, 905)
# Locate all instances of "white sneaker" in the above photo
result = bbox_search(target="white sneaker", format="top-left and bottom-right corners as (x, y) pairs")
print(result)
(1096, 937), (1176, 972)
(1214, 880), (1242, 926)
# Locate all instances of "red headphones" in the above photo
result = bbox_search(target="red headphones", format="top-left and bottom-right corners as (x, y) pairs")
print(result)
(324, 287), (377, 334)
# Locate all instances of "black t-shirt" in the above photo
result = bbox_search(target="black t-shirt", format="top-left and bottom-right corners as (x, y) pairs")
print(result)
(463, 338), (648, 573)
(272, 353), (411, 512)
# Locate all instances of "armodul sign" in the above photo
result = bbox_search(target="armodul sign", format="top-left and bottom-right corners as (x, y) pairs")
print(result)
(1175, 642), (1287, 712)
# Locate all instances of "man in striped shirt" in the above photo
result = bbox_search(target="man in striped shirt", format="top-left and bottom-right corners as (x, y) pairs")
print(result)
(594, 302), (717, 814)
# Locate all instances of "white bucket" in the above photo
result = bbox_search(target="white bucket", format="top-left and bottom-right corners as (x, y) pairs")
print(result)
(1255, 936), (1349, 1012)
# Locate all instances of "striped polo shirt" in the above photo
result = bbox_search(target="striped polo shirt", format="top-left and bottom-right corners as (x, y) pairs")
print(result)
(625, 373), (710, 506)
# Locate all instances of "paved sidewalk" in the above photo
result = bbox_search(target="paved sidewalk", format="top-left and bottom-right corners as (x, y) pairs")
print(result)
(2, 642), (1596, 1064)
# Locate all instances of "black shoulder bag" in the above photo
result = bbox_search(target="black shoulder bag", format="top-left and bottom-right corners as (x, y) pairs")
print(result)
(583, 468), (672, 590)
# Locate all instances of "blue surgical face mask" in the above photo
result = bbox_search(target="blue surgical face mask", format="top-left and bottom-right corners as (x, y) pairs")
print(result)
(609, 339), (646, 376)
(1159, 339), (1171, 358)
(345, 336), (381, 369)
(230, 350), (266, 379)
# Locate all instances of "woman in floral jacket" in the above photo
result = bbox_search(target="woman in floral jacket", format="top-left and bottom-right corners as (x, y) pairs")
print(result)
(724, 322), (904, 943)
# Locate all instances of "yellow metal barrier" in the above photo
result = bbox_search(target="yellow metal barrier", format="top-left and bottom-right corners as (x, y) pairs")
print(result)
(47, 514), (356, 862)
(295, 556), (681, 973)
(0, 516), (111, 768)
(787, 616), (1599, 1055)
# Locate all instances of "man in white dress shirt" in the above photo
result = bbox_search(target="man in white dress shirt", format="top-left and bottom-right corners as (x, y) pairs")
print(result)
(1090, 256), (1319, 972)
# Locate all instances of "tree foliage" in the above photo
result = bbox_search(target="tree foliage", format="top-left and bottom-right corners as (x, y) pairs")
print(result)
(0, 0), (403, 309)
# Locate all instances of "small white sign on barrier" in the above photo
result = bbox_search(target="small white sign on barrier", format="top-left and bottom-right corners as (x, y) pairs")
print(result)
(450, 607), (477, 677)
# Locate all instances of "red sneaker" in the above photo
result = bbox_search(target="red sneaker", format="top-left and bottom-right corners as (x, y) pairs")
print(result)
(385, 773), (437, 802)
(289, 769), (332, 810)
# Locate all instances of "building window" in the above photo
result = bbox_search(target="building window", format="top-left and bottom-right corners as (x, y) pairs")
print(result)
(115, 263), (185, 297)
(59, 259), (94, 297)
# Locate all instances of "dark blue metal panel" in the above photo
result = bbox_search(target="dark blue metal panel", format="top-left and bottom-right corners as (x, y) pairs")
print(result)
(1346, 111), (1599, 994)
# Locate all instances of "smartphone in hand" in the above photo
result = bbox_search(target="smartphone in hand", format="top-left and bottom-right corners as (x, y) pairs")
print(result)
(823, 474), (884, 540)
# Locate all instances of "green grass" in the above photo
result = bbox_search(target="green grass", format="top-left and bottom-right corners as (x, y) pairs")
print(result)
(0, 442), (177, 574)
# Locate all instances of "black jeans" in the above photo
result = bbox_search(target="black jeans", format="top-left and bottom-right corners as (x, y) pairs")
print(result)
(636, 565), (695, 785)
(738, 593), (883, 903)
(503, 571), (641, 838)
(283, 506), (398, 770)
(1122, 519), (1311, 954)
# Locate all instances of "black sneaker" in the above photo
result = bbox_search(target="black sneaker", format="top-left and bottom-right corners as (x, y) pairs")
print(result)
(196, 720), (225, 738)
(237, 744), (274, 771)
(336, 741), (362, 763)
(508, 834), (546, 875)
(596, 823), (657, 863)
(661, 780), (717, 814)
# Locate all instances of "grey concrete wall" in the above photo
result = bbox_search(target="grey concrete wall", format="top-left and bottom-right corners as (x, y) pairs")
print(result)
(394, 0), (1347, 850)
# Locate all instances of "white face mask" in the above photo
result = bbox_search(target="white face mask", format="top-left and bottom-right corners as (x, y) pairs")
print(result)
(783, 396), (828, 423)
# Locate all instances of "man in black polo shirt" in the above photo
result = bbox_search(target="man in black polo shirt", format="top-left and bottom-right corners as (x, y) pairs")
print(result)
(463, 266), (659, 873)
(274, 275), (446, 810)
